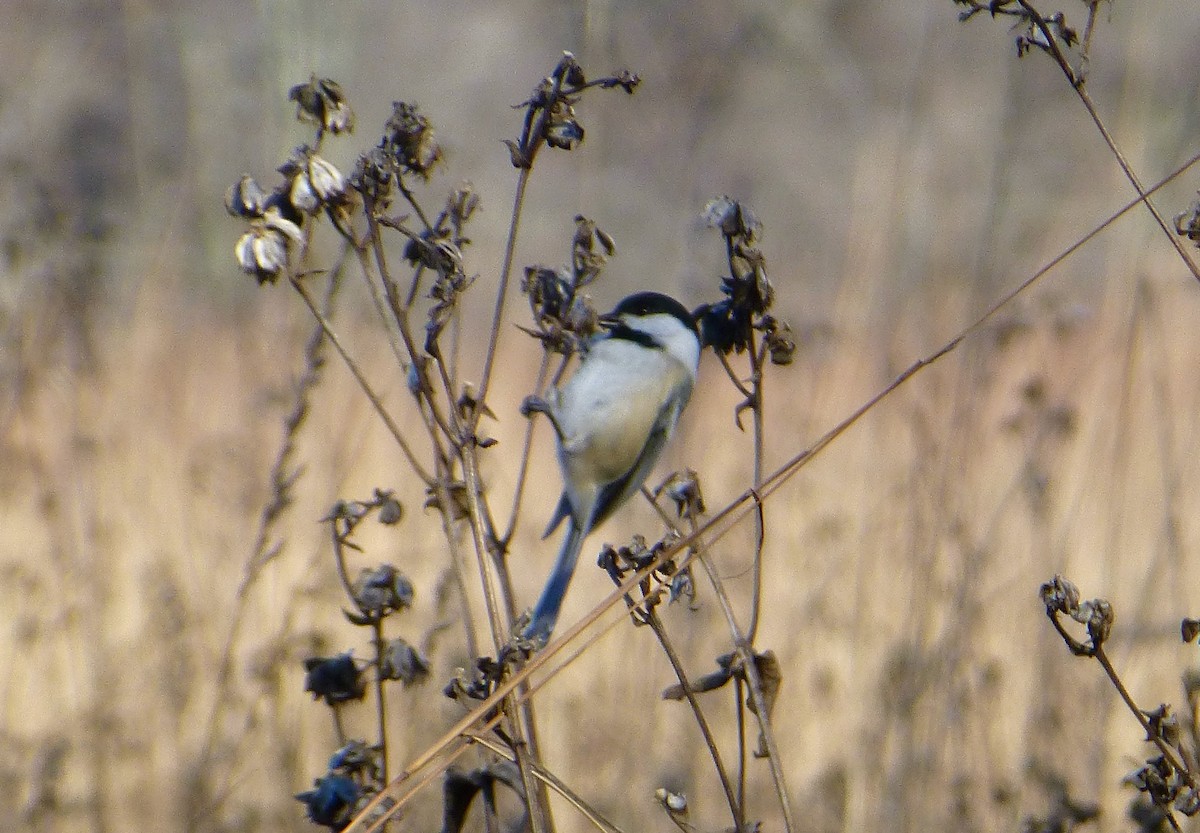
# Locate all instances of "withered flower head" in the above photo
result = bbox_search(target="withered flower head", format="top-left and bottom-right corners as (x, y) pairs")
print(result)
(695, 299), (751, 355)
(762, 316), (796, 366)
(351, 564), (414, 616)
(447, 182), (480, 228)
(288, 75), (355, 135)
(302, 653), (365, 705)
(553, 51), (586, 88)
(282, 147), (350, 215)
(545, 100), (584, 150)
(295, 774), (359, 831)
(379, 638), (430, 685)
(703, 196), (762, 243)
(654, 788), (688, 815)
(571, 214), (614, 286)
(328, 740), (378, 776)
(520, 265), (599, 353)
(351, 146), (394, 207)
(382, 101), (443, 179)
(225, 175), (268, 218)
(656, 469), (705, 520)
(1039, 574), (1081, 616)
(234, 207), (302, 285)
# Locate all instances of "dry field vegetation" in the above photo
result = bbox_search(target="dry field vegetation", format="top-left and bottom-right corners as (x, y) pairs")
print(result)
(5, 2), (1200, 833)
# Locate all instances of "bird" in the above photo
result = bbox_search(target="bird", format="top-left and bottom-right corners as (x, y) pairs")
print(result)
(521, 290), (701, 642)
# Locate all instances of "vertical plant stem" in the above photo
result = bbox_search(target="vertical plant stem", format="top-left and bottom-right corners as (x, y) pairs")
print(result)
(372, 619), (390, 784)
(646, 611), (742, 829)
(746, 341), (766, 644)
(472, 168), (530, 426)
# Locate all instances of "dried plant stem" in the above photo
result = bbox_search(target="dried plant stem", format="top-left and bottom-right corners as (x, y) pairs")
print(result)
(431, 472), (482, 659)
(348, 75), (1200, 833)
(371, 618), (390, 784)
(644, 611), (742, 829)
(329, 516), (393, 782)
(1076, 0), (1101, 81)
(1014, 0), (1200, 282)
(359, 213), (458, 445)
(465, 734), (629, 833)
(456, 441), (550, 833)
(500, 351), (556, 548)
(473, 167), (530, 426)
(197, 248), (345, 781)
(1049, 611), (1196, 789)
(1093, 647), (1192, 786)
(288, 275), (432, 484)
(636, 490), (789, 831)
(746, 342), (766, 644)
(684, 527), (793, 833)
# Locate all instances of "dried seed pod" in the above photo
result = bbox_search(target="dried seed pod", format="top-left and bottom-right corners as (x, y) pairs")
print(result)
(224, 175), (268, 218)
(235, 226), (288, 284)
(288, 75), (355, 134)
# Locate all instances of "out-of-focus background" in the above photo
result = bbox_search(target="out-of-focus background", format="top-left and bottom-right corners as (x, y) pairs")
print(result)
(5, 1), (1200, 832)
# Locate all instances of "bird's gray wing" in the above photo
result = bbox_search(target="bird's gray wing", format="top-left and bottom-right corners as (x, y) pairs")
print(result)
(587, 394), (684, 531)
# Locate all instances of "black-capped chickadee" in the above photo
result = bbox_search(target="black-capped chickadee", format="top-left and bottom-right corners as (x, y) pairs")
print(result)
(521, 291), (701, 641)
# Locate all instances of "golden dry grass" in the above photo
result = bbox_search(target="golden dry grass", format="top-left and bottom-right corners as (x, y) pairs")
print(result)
(5, 258), (1200, 833)
(6, 3), (1200, 833)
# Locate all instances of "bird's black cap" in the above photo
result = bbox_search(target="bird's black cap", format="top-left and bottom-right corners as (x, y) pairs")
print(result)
(607, 291), (698, 335)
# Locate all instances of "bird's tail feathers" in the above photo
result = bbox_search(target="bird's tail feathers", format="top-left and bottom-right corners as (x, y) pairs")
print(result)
(542, 493), (571, 539)
(524, 520), (584, 642)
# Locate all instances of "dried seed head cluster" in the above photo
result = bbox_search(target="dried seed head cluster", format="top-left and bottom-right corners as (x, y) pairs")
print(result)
(289, 75), (355, 135)
(695, 196), (796, 366)
(1014, 10), (1078, 57)
(284, 147), (352, 215)
(226, 148), (352, 283)
(350, 564), (414, 618)
(597, 533), (691, 626)
(1039, 574), (1113, 654)
(295, 740), (385, 831)
(225, 79), (363, 284)
(505, 51), (639, 169)
(227, 173), (305, 284)
(381, 101), (443, 180)
(655, 469), (706, 520)
(1124, 755), (1200, 821)
(303, 653), (366, 705)
(520, 215), (616, 353)
(954, 2), (1081, 63)
(444, 645), (531, 703)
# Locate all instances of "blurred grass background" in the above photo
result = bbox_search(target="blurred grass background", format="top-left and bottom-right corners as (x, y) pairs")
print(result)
(4, 1), (1200, 832)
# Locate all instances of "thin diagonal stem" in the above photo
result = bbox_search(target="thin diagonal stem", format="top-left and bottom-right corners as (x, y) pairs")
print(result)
(1014, 0), (1200, 282)
(346, 137), (1200, 833)
(289, 276), (433, 485)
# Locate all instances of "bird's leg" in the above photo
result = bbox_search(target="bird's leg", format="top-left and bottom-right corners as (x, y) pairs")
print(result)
(520, 394), (567, 441)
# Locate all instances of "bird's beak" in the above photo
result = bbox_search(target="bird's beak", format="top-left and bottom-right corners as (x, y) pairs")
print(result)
(598, 310), (620, 330)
